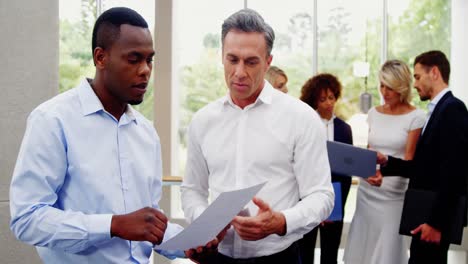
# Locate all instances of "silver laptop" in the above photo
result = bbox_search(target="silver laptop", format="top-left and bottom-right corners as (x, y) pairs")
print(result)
(326, 141), (377, 178)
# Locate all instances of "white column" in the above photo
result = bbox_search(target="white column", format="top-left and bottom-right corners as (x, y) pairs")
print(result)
(451, 0), (468, 104)
(155, 0), (178, 177)
(153, 0), (178, 263)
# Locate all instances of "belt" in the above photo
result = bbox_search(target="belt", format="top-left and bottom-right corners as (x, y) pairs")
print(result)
(215, 242), (301, 264)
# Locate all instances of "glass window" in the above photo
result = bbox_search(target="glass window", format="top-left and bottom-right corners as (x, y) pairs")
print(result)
(388, 0), (451, 109)
(317, 0), (382, 122)
(59, 0), (155, 120)
(248, 0), (315, 98)
(59, 0), (96, 93)
(175, 0), (244, 175)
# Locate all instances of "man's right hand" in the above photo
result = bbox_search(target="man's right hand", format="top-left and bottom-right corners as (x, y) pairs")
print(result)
(376, 151), (388, 165)
(111, 207), (168, 245)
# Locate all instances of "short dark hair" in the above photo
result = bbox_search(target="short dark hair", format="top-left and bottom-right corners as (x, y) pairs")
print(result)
(414, 50), (450, 84)
(221, 9), (275, 56)
(300, 73), (342, 110)
(92, 7), (148, 55)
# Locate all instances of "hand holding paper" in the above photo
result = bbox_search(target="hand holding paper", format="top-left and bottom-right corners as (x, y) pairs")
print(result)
(185, 225), (229, 263)
(155, 182), (266, 251)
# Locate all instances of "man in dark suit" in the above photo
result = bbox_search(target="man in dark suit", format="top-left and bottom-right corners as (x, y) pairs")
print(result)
(369, 50), (468, 264)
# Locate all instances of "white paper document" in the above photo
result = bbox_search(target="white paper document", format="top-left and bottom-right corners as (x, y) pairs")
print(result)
(155, 182), (266, 251)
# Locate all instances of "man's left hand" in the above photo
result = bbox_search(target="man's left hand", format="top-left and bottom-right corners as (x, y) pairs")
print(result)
(411, 223), (441, 244)
(184, 238), (219, 264)
(366, 170), (383, 187)
(231, 197), (286, 241)
(184, 224), (229, 263)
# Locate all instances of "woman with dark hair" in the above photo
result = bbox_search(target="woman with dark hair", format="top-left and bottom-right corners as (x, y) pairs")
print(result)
(298, 73), (353, 264)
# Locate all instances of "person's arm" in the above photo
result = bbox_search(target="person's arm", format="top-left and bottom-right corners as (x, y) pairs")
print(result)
(180, 121), (211, 222)
(403, 128), (422, 160)
(232, 111), (334, 239)
(10, 109), (170, 254)
(279, 111), (334, 236)
(9, 109), (112, 253)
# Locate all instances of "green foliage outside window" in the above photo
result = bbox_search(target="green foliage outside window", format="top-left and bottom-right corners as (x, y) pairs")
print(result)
(59, 0), (450, 133)
(59, 0), (153, 120)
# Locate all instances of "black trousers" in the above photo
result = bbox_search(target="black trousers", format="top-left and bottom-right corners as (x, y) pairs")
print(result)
(212, 242), (301, 264)
(298, 221), (344, 264)
(408, 236), (449, 264)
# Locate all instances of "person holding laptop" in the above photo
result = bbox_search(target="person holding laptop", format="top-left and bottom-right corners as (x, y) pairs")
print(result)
(368, 51), (468, 264)
(299, 73), (353, 264)
(344, 60), (425, 264)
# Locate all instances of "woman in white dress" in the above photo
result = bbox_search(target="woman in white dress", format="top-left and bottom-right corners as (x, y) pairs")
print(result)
(344, 60), (426, 264)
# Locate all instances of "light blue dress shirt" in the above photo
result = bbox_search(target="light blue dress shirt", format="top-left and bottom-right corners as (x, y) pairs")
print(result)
(10, 79), (183, 263)
(422, 87), (450, 134)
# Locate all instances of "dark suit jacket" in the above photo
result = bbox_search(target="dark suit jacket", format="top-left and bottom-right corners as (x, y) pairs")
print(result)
(332, 117), (353, 216)
(381, 91), (468, 240)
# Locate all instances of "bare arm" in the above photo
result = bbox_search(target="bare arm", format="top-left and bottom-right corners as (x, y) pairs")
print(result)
(403, 128), (422, 160)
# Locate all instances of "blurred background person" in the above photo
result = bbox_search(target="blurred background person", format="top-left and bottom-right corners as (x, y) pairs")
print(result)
(344, 60), (426, 264)
(266, 65), (288, 93)
(299, 73), (353, 264)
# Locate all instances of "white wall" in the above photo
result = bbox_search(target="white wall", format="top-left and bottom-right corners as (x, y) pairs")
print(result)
(0, 0), (59, 263)
(451, 0), (468, 104)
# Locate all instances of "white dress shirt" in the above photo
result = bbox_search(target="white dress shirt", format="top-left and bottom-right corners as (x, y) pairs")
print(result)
(181, 82), (334, 258)
(321, 115), (336, 141)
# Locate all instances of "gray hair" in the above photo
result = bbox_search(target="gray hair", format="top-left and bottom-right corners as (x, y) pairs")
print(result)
(221, 9), (275, 56)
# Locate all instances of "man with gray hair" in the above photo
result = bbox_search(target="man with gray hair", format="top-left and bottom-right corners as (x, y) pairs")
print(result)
(181, 9), (334, 263)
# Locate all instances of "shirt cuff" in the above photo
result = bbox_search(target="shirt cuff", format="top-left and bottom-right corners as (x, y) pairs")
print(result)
(280, 208), (301, 235)
(155, 249), (186, 259)
(87, 214), (113, 243)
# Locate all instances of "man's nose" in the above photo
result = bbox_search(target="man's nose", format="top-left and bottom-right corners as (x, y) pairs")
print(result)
(234, 63), (246, 78)
(138, 62), (151, 77)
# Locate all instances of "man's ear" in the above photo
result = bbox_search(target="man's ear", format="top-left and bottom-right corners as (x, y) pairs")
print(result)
(94, 47), (107, 69)
(430, 66), (441, 81)
(266, 54), (273, 67)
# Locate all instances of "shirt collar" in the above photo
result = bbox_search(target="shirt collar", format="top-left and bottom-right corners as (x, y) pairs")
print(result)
(78, 78), (104, 116)
(223, 81), (273, 109)
(321, 115), (336, 125)
(428, 87), (450, 114)
(77, 78), (138, 124)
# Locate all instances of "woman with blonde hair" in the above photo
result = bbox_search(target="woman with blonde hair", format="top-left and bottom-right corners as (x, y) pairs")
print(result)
(344, 60), (426, 264)
(265, 66), (288, 93)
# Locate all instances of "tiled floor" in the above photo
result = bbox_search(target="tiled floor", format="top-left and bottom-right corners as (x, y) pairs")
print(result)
(169, 249), (467, 263)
